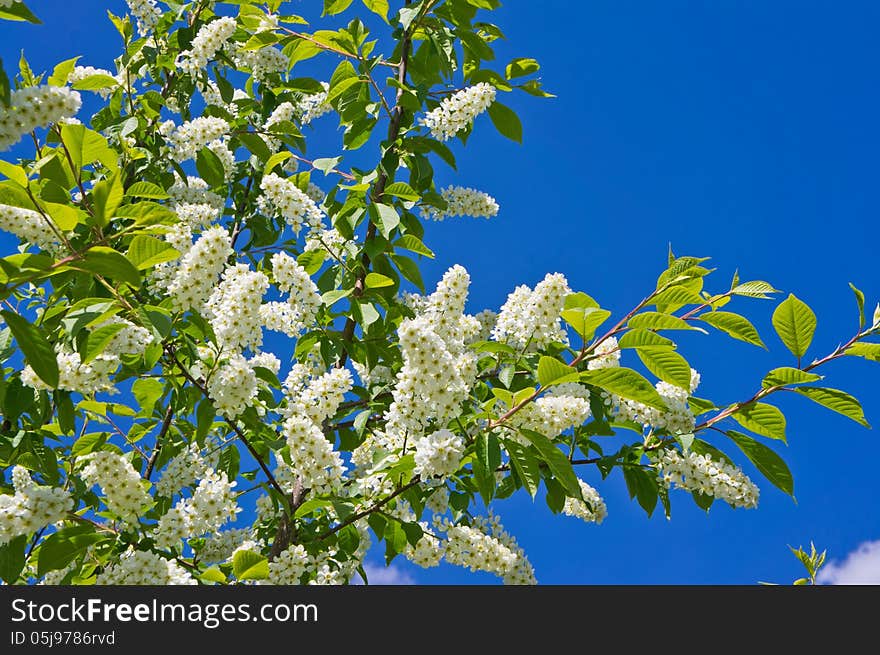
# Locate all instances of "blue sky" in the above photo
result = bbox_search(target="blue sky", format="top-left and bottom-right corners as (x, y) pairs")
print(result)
(2, 1), (879, 584)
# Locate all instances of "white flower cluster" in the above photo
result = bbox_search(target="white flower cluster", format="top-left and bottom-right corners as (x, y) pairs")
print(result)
(154, 470), (239, 548)
(21, 315), (151, 396)
(79, 452), (151, 524)
(267, 544), (310, 584)
(179, 17), (238, 76)
(587, 336), (621, 370)
(406, 529), (444, 568)
(440, 514), (535, 584)
(299, 83), (332, 124)
(204, 263), (269, 352)
(155, 441), (219, 498)
(166, 226), (232, 312)
(492, 273), (570, 351)
(379, 266), (477, 457)
(616, 369), (701, 435)
(422, 186), (499, 221)
(511, 382), (592, 439)
(263, 102), (297, 151)
(22, 350), (117, 395)
(421, 83), (496, 141)
(234, 46), (288, 83)
(125, 0), (162, 36)
(168, 175), (225, 228)
(97, 548), (195, 585)
(258, 173), (325, 235)
(0, 204), (58, 250)
(654, 448), (759, 509)
(260, 252), (322, 336)
(0, 466), (72, 545)
(413, 429), (465, 480)
(167, 117), (230, 162)
(197, 527), (250, 563)
(281, 367), (352, 494)
(95, 316), (154, 358)
(207, 354), (258, 418)
(562, 479), (607, 524)
(0, 85), (81, 151)
(67, 66), (120, 99)
(352, 361), (393, 389)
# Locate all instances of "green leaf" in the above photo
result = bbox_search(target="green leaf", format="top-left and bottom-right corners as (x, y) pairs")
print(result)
(504, 439), (541, 498)
(726, 430), (794, 497)
(131, 378), (163, 416)
(0, 159), (27, 186)
(90, 173), (124, 227)
(83, 323), (125, 363)
(48, 56), (79, 87)
(390, 254), (424, 292)
(850, 282), (865, 328)
(125, 181), (168, 200)
(37, 525), (106, 577)
(636, 348), (691, 389)
(699, 311), (766, 348)
(731, 280), (779, 299)
(561, 307), (611, 341)
(71, 74), (119, 91)
(581, 367), (667, 411)
(394, 234), (434, 258)
(1, 309), (58, 387)
(487, 102), (522, 143)
(71, 431), (107, 457)
(537, 355), (578, 387)
(263, 150), (292, 176)
(196, 147), (226, 187)
(506, 57), (540, 79)
(628, 312), (695, 331)
(200, 567), (227, 584)
(323, 0), (354, 16)
(732, 402), (787, 442)
(473, 432), (498, 504)
(361, 0), (389, 21)
(44, 202), (86, 231)
(384, 181), (419, 201)
(617, 329), (675, 350)
(762, 367), (823, 388)
(126, 235), (179, 270)
(845, 342), (880, 362)
(794, 387), (870, 428)
(365, 272), (394, 289)
(0, 2), (40, 23)
(772, 294), (816, 359)
(519, 429), (583, 500)
(233, 549), (269, 580)
(370, 203), (400, 238)
(77, 247), (141, 287)
(0, 535), (27, 584)
(311, 157), (342, 175)
(623, 466), (659, 516)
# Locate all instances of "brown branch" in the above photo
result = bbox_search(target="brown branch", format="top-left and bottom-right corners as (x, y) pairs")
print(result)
(269, 478), (306, 560)
(144, 403), (174, 480)
(317, 477), (421, 541)
(164, 345), (289, 505)
(337, 1), (414, 369)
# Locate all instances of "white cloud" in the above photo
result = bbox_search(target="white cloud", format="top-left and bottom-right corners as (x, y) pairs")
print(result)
(817, 540), (880, 585)
(357, 562), (416, 585)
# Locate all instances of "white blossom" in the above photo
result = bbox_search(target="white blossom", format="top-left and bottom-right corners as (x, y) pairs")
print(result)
(0, 204), (59, 250)
(654, 448), (759, 509)
(421, 83), (496, 141)
(0, 85), (81, 151)
(97, 548), (195, 585)
(492, 273), (570, 351)
(179, 17), (237, 76)
(258, 173), (324, 234)
(413, 429), (465, 479)
(423, 186), (499, 221)
(0, 467), (72, 545)
(563, 480), (607, 524)
(80, 452), (151, 524)
(125, 0), (162, 36)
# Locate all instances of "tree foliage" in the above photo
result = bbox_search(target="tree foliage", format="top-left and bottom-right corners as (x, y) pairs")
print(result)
(0, 0), (877, 585)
